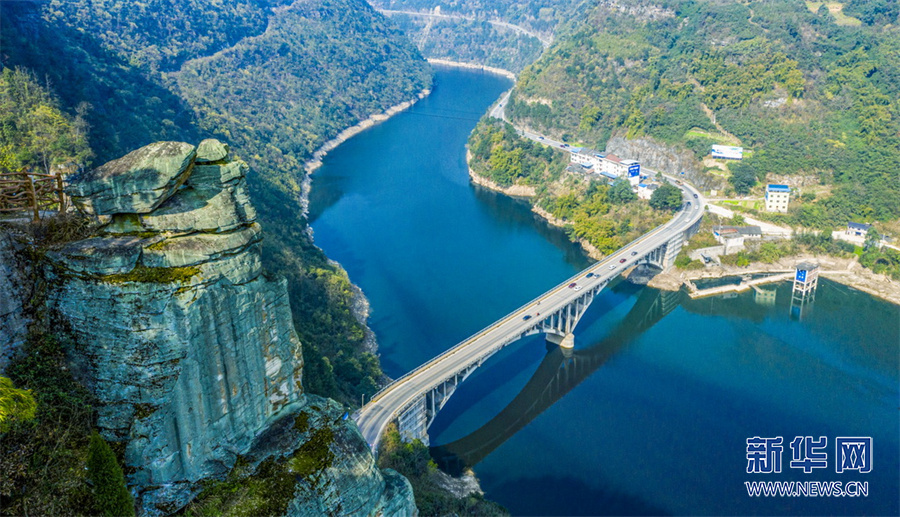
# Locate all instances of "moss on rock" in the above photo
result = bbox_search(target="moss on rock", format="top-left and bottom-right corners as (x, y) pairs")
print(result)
(100, 264), (201, 284)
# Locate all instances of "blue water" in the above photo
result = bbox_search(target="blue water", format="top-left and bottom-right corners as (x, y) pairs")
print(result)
(309, 67), (899, 516)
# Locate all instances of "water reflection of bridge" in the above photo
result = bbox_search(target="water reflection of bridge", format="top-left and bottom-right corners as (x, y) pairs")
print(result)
(355, 179), (703, 450)
(431, 288), (682, 473)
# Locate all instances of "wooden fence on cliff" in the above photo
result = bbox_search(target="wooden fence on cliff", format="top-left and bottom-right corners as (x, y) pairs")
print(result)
(0, 170), (67, 221)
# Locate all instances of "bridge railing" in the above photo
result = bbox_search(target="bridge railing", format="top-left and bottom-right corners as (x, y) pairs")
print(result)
(361, 188), (703, 411)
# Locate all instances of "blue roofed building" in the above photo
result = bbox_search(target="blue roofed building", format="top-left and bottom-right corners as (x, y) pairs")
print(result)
(765, 184), (791, 213)
(846, 221), (872, 237)
(599, 170), (619, 180)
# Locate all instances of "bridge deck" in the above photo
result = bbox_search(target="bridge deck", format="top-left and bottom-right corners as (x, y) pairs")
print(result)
(355, 176), (704, 450)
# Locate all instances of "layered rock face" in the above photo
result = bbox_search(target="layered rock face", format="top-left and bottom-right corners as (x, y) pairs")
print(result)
(45, 140), (415, 516)
(0, 232), (30, 371)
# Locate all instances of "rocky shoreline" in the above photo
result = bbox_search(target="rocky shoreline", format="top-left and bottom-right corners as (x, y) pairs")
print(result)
(299, 88), (433, 356)
(467, 153), (536, 198)
(302, 87), (432, 176)
(647, 253), (900, 306)
(299, 87), (432, 218)
(427, 58), (516, 80)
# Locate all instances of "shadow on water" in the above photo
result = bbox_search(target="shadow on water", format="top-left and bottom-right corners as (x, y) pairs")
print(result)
(470, 184), (593, 271)
(431, 286), (683, 475)
(306, 174), (346, 223)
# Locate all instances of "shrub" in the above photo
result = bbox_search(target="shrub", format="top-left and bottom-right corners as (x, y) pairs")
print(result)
(0, 376), (37, 433)
(87, 432), (135, 517)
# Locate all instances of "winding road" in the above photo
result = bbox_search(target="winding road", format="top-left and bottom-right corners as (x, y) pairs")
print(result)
(376, 8), (553, 48)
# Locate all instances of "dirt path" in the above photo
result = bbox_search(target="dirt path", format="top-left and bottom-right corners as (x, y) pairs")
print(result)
(688, 78), (742, 146)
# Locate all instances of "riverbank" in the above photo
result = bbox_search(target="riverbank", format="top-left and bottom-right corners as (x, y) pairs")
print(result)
(465, 128), (900, 306)
(467, 163), (611, 261)
(302, 87), (432, 177)
(467, 158), (900, 306)
(300, 87), (432, 382)
(467, 151), (536, 197)
(647, 253), (900, 306)
(427, 58), (516, 80)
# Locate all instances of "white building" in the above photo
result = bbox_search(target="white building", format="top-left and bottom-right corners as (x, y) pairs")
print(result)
(637, 183), (658, 200)
(711, 145), (743, 160)
(765, 184), (791, 213)
(602, 153), (628, 177)
(568, 149), (641, 182)
(846, 221), (872, 238)
(569, 148), (605, 170)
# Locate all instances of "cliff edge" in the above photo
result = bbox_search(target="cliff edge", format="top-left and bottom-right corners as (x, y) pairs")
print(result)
(14, 139), (416, 515)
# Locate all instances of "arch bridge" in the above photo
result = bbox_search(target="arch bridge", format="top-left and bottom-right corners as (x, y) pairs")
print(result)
(355, 179), (703, 449)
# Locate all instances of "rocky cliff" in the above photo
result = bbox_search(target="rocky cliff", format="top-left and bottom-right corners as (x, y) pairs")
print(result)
(605, 133), (700, 177)
(34, 139), (415, 516)
(0, 232), (30, 371)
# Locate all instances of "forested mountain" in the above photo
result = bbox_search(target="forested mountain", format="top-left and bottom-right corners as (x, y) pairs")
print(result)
(373, 0), (585, 37)
(176, 0), (431, 193)
(1, 0), (431, 405)
(371, 0), (583, 72)
(502, 0), (900, 229)
(34, 0), (294, 73)
(384, 13), (544, 72)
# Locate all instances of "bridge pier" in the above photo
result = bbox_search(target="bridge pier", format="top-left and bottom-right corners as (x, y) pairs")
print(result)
(356, 189), (705, 454)
(544, 332), (574, 348)
(397, 397), (429, 445)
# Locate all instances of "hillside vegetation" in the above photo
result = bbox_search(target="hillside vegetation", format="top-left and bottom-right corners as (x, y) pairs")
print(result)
(371, 0), (584, 72)
(505, 0), (900, 229)
(0, 69), (91, 174)
(373, 0), (582, 37)
(1, 0), (430, 408)
(386, 14), (544, 72)
(469, 119), (671, 256)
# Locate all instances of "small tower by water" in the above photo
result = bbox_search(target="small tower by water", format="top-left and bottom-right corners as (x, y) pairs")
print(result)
(791, 262), (819, 319)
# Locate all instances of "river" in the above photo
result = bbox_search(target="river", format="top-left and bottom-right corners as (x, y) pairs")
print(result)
(308, 66), (899, 516)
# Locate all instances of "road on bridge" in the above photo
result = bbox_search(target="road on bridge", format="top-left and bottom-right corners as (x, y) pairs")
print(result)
(355, 93), (705, 452)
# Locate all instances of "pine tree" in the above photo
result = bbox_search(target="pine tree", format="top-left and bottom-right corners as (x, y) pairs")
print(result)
(87, 432), (135, 517)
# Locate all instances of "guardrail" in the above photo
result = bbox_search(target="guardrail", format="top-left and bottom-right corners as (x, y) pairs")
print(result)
(357, 164), (706, 454)
(360, 188), (701, 411)
(0, 170), (67, 221)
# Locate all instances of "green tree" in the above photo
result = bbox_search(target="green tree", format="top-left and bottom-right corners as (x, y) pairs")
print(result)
(87, 432), (135, 517)
(608, 179), (637, 204)
(0, 68), (91, 173)
(650, 183), (683, 211)
(729, 162), (759, 195)
(864, 227), (880, 250)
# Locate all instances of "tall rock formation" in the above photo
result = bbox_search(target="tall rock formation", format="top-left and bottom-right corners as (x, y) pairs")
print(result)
(37, 140), (415, 516)
(0, 232), (30, 371)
